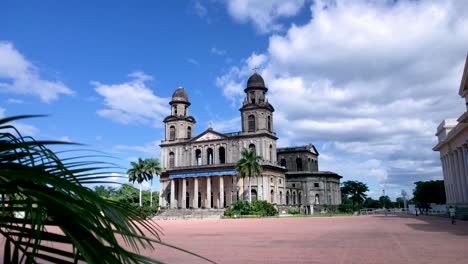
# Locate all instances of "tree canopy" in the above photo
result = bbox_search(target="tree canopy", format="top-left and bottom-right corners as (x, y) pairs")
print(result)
(341, 180), (369, 207)
(413, 180), (446, 208)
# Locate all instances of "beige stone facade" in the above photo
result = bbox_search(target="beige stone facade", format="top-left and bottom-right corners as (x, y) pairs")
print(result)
(159, 73), (341, 211)
(434, 54), (468, 218)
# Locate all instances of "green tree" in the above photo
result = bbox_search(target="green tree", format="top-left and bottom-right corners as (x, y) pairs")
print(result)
(341, 180), (369, 208)
(235, 148), (262, 203)
(93, 185), (116, 198)
(127, 158), (149, 207)
(144, 158), (161, 208)
(395, 197), (405, 208)
(413, 180), (446, 211)
(363, 197), (380, 208)
(378, 195), (392, 209)
(0, 115), (213, 263)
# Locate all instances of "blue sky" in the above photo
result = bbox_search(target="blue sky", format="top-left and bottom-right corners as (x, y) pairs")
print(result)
(1, 0), (467, 199)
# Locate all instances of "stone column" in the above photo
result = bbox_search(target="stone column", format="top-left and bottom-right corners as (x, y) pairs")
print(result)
(452, 151), (459, 203)
(452, 152), (461, 203)
(170, 179), (176, 208)
(206, 177), (211, 208)
(445, 155), (453, 204)
(219, 176), (224, 208)
(457, 148), (468, 203)
(441, 156), (451, 203)
(465, 146), (468, 200)
(193, 178), (199, 209)
(182, 178), (187, 208)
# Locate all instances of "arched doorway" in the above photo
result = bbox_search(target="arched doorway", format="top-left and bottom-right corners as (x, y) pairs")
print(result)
(166, 192), (171, 207)
(223, 192), (227, 208)
(293, 192), (296, 205)
(286, 191), (290, 205)
(211, 192), (214, 208)
(195, 149), (202, 165)
(186, 192), (190, 209)
(251, 189), (258, 201)
(198, 192), (201, 208)
(270, 190), (274, 203)
(279, 191), (283, 204)
(315, 194), (320, 205)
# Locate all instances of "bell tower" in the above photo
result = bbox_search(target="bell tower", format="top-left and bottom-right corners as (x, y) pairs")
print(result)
(163, 86), (196, 141)
(240, 72), (275, 134)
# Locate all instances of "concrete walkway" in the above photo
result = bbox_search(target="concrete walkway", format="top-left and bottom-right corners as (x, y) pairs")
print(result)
(147, 214), (468, 263)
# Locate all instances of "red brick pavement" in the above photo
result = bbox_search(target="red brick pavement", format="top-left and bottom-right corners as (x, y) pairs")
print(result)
(2, 215), (468, 263)
(147, 215), (468, 264)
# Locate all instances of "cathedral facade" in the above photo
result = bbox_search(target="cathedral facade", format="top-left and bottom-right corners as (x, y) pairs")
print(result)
(159, 73), (341, 213)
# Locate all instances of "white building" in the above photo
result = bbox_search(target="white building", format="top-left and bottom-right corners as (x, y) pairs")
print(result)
(433, 54), (468, 219)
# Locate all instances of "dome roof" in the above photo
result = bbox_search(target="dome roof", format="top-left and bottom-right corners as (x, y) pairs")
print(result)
(247, 72), (265, 88)
(171, 86), (189, 103)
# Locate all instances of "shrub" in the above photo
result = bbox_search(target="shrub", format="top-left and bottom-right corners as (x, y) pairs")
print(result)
(250, 200), (277, 216)
(288, 207), (300, 215)
(225, 200), (277, 217)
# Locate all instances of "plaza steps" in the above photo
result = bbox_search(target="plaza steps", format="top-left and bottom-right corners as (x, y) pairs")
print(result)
(153, 208), (225, 220)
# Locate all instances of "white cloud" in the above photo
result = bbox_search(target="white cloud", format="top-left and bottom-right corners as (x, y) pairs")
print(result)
(0, 42), (74, 102)
(6, 98), (24, 104)
(218, 0), (468, 198)
(211, 47), (226, 56)
(93, 72), (170, 127)
(113, 140), (161, 158)
(57, 136), (72, 142)
(194, 0), (208, 18)
(215, 52), (268, 105)
(226, 0), (306, 33)
(187, 58), (200, 66)
(209, 117), (241, 132)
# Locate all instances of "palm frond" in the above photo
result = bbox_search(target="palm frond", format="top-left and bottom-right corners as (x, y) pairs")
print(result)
(0, 115), (214, 263)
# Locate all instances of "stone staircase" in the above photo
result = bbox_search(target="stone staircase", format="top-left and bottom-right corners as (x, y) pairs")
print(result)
(153, 208), (225, 220)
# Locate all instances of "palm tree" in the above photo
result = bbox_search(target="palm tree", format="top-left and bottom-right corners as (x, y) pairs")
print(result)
(0, 115), (214, 263)
(144, 158), (161, 208)
(235, 148), (262, 203)
(127, 158), (148, 207)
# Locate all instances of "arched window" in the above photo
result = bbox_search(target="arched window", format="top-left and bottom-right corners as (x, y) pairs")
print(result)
(269, 144), (273, 161)
(250, 92), (255, 104)
(248, 115), (255, 132)
(293, 192), (296, 205)
(196, 149), (202, 165)
(271, 190), (274, 203)
(298, 192), (302, 204)
(198, 192), (201, 208)
(251, 189), (258, 201)
(286, 191), (290, 205)
(169, 152), (175, 168)
(279, 191), (283, 204)
(207, 148), (213, 165)
(296, 158), (303, 171)
(267, 116), (272, 132)
(280, 158), (286, 168)
(219, 147), (226, 164)
(249, 144), (256, 154)
(169, 126), (176, 141)
(187, 126), (192, 139)
(315, 194), (320, 205)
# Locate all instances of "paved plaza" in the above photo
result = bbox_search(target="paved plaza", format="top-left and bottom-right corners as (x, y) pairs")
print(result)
(147, 215), (468, 264)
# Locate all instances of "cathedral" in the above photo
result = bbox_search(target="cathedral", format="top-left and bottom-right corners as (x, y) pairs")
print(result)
(158, 72), (342, 215)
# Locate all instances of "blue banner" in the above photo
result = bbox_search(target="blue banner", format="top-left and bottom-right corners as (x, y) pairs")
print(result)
(169, 169), (237, 179)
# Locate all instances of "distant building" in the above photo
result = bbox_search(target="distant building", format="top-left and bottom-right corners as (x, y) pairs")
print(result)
(158, 72), (342, 215)
(433, 54), (468, 219)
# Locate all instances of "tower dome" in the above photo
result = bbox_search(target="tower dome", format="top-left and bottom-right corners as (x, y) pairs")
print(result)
(247, 72), (265, 88)
(171, 86), (189, 104)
